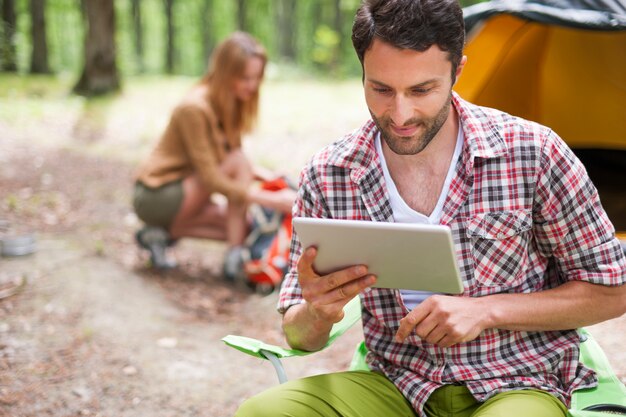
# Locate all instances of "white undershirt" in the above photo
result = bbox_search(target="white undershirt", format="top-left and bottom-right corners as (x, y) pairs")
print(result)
(375, 128), (463, 310)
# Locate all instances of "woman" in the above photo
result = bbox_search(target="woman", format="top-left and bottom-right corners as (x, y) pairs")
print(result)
(133, 32), (292, 270)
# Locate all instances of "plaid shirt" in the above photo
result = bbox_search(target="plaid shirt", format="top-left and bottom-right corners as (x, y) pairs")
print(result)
(278, 93), (626, 416)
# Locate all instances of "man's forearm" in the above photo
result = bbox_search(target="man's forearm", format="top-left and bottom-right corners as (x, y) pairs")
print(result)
(486, 280), (626, 332)
(282, 302), (336, 352)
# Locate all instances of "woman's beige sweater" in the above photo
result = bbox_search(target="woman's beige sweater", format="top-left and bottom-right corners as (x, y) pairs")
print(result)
(136, 85), (247, 203)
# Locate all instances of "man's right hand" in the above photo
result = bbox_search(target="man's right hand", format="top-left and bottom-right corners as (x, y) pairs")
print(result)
(281, 246), (376, 352)
(298, 246), (377, 323)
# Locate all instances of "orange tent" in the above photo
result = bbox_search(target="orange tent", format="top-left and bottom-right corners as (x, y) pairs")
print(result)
(456, 1), (626, 150)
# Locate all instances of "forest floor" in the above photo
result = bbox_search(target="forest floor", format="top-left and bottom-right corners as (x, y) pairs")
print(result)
(0, 75), (624, 417)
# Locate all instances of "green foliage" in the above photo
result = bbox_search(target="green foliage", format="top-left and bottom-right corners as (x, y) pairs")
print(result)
(94, 239), (105, 256)
(2, 0), (489, 78)
(312, 25), (340, 68)
(5, 194), (19, 211)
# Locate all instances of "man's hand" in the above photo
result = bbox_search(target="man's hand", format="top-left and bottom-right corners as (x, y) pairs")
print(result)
(282, 246), (376, 351)
(395, 295), (490, 348)
(298, 246), (377, 324)
(395, 281), (626, 348)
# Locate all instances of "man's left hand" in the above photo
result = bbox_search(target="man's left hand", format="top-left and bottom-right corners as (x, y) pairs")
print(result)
(395, 295), (490, 348)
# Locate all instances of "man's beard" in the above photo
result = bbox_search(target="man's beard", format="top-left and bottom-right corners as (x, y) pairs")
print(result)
(371, 92), (452, 156)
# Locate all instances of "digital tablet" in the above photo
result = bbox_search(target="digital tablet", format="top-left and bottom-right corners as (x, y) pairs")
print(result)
(292, 217), (463, 294)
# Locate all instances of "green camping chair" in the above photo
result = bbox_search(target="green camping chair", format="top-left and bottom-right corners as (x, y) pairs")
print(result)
(223, 296), (626, 416)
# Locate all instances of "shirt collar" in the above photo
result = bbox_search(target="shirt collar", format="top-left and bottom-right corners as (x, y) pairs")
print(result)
(452, 92), (509, 174)
(326, 120), (380, 183)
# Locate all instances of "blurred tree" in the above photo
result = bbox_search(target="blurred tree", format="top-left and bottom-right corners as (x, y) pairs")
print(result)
(312, 0), (323, 41)
(237, 0), (246, 31)
(73, 0), (120, 96)
(201, 0), (214, 64)
(332, 0), (342, 71)
(309, 0), (344, 74)
(1, 0), (490, 77)
(164, 0), (174, 73)
(30, 0), (50, 73)
(276, 0), (295, 62)
(1, 0), (17, 71)
(131, 0), (144, 73)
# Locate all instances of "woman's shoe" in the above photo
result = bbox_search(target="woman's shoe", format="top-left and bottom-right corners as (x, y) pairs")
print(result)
(222, 246), (247, 282)
(135, 226), (178, 270)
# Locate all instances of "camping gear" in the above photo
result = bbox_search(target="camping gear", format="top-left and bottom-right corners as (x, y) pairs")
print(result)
(0, 233), (37, 257)
(0, 221), (36, 257)
(457, 0), (626, 151)
(222, 177), (294, 293)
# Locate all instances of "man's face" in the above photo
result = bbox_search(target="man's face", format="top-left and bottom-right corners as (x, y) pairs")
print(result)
(363, 39), (462, 155)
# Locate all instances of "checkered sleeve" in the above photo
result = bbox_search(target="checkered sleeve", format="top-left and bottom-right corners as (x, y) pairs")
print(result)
(277, 161), (329, 313)
(533, 129), (626, 285)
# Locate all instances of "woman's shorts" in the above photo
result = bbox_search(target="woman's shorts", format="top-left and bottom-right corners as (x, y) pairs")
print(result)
(133, 180), (183, 229)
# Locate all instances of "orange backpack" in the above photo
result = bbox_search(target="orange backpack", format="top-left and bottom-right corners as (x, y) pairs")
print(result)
(240, 178), (294, 293)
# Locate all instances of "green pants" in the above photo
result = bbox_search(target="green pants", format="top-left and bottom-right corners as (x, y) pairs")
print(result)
(235, 371), (568, 417)
(133, 180), (183, 229)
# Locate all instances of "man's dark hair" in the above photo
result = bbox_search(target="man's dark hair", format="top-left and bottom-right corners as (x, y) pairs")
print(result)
(352, 0), (465, 75)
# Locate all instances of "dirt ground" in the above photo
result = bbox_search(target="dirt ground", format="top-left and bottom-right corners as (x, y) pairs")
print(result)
(0, 77), (624, 417)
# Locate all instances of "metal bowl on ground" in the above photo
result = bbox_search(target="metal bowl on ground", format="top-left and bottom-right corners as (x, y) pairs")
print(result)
(0, 234), (37, 257)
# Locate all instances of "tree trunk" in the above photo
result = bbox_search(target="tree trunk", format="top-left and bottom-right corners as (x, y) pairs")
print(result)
(1, 0), (17, 72)
(131, 0), (144, 73)
(73, 0), (120, 96)
(30, 0), (50, 74)
(276, 0), (296, 62)
(164, 0), (174, 74)
(201, 0), (213, 66)
(236, 0), (246, 31)
(312, 0), (322, 36)
(332, 0), (342, 69)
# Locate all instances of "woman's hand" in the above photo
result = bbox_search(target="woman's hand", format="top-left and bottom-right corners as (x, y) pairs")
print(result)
(252, 165), (280, 182)
(247, 188), (296, 214)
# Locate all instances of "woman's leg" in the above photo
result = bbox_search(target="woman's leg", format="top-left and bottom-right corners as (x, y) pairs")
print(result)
(169, 149), (253, 245)
(168, 174), (228, 240)
(220, 149), (253, 246)
(169, 201), (228, 241)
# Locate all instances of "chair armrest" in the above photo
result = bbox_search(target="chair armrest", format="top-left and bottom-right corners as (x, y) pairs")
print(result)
(569, 328), (626, 416)
(222, 296), (363, 359)
(222, 334), (312, 360)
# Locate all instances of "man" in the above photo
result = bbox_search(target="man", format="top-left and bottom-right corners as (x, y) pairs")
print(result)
(236, 0), (626, 416)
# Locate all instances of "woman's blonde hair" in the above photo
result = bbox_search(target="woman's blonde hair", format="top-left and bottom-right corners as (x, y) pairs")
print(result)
(204, 32), (267, 148)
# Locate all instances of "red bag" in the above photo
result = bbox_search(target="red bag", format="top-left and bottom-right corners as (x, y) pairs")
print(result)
(244, 213), (292, 293)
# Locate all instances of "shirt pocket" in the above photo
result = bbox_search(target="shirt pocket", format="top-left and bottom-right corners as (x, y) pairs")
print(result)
(466, 210), (532, 288)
